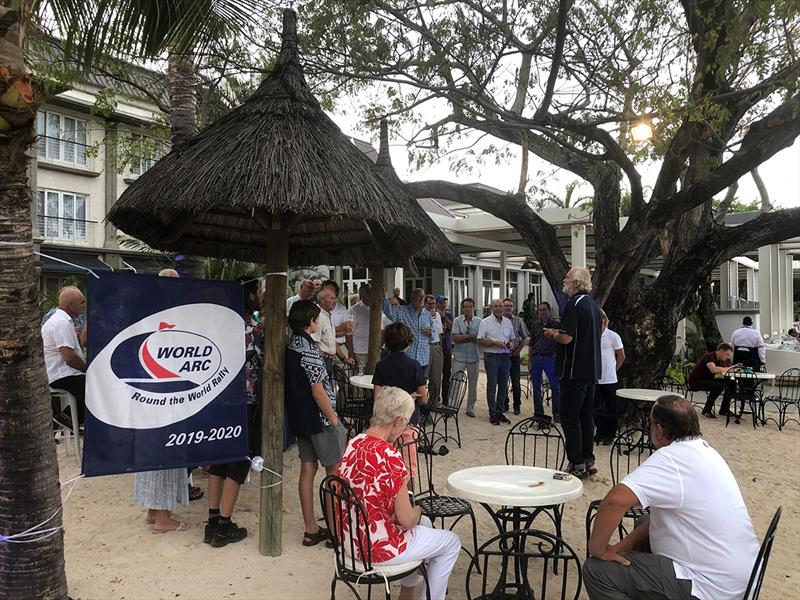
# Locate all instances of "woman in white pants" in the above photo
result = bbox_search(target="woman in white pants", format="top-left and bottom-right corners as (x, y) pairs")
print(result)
(338, 386), (461, 600)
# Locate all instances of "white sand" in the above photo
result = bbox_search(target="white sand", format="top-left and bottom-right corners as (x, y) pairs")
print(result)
(60, 379), (799, 599)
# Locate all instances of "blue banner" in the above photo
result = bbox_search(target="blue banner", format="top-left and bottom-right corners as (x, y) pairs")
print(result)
(84, 272), (248, 476)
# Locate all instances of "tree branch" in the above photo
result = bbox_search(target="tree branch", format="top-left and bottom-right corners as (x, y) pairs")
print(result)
(535, 0), (572, 119)
(649, 94), (800, 227)
(404, 179), (570, 289)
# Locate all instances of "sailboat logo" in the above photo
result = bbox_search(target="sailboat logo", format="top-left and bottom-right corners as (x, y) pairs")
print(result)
(110, 321), (222, 393)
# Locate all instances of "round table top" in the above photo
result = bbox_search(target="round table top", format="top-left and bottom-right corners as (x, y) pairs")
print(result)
(349, 374), (374, 389)
(445, 465), (583, 507)
(725, 371), (775, 380)
(616, 388), (682, 402)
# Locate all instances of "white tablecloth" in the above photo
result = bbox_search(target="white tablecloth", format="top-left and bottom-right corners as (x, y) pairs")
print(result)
(349, 374), (374, 390)
(446, 465), (583, 507)
(616, 388), (682, 403)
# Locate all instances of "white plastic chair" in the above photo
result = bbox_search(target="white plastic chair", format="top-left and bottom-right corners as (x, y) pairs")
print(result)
(50, 387), (82, 468)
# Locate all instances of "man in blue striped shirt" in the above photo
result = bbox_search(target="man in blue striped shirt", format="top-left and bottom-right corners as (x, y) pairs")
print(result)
(383, 288), (434, 375)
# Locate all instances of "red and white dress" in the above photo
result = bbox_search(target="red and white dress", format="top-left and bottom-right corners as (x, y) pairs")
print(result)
(337, 433), (414, 563)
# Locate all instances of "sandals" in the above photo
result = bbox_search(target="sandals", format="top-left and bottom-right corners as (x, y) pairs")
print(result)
(152, 520), (188, 533)
(188, 484), (205, 501)
(302, 527), (333, 548)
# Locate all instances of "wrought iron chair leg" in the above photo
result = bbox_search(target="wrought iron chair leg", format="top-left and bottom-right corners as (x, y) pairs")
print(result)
(455, 415), (462, 448)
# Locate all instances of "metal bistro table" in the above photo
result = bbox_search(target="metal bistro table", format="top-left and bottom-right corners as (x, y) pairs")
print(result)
(724, 371), (775, 427)
(447, 465), (583, 598)
(616, 388), (682, 429)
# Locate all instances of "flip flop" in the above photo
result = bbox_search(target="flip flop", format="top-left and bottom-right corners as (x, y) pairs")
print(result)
(188, 485), (205, 501)
(152, 521), (188, 533)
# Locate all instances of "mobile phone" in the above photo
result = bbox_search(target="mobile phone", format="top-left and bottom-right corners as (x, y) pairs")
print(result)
(553, 472), (572, 481)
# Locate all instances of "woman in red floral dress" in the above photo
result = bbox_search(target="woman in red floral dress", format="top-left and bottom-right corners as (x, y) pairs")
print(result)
(338, 387), (461, 600)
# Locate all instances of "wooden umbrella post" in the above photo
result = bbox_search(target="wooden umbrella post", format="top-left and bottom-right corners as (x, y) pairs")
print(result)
(259, 224), (289, 557)
(366, 265), (385, 375)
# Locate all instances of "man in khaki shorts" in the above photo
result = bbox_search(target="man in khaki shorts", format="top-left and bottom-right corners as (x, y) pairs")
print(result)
(285, 300), (347, 547)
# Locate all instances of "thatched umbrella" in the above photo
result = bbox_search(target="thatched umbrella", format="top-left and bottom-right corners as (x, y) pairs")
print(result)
(361, 120), (462, 372)
(107, 9), (453, 557)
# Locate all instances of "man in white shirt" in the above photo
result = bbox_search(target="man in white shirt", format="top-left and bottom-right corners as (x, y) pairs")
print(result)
(346, 284), (391, 368)
(585, 396), (759, 600)
(312, 288), (354, 373)
(730, 316), (766, 369)
(595, 310), (625, 444)
(425, 294), (445, 405)
(286, 279), (315, 313)
(477, 299), (515, 425)
(42, 286), (87, 427)
(321, 280), (351, 366)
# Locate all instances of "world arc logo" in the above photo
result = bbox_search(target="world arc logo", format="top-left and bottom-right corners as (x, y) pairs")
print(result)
(87, 303), (245, 429)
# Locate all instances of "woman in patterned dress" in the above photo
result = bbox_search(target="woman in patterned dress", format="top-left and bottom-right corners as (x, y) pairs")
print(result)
(338, 387), (461, 600)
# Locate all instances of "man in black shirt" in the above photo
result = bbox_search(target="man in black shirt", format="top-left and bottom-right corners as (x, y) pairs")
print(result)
(544, 267), (602, 479)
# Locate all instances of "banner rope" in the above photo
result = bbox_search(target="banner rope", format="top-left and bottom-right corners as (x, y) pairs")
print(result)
(248, 456), (283, 489)
(33, 251), (101, 279)
(0, 474), (85, 544)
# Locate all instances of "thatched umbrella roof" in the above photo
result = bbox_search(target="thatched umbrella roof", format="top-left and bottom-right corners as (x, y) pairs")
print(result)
(375, 120), (461, 269)
(108, 10), (430, 267)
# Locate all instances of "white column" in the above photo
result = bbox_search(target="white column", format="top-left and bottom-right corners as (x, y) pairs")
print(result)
(781, 251), (793, 333)
(787, 253), (795, 327)
(758, 245), (777, 339)
(500, 251), (508, 299)
(745, 267), (757, 302)
(570, 224), (586, 268)
(719, 261), (738, 309)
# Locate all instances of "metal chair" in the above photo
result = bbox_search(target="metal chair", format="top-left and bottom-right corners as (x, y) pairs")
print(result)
(584, 429), (654, 555)
(50, 387), (82, 469)
(319, 475), (430, 600)
(724, 367), (766, 429)
(426, 370), (467, 448)
(465, 529), (583, 600)
(681, 361), (697, 406)
(505, 416), (566, 472)
(331, 367), (373, 438)
(499, 417), (567, 558)
(762, 368), (800, 430)
(743, 507), (782, 600)
(395, 427), (479, 569)
(658, 375), (685, 397)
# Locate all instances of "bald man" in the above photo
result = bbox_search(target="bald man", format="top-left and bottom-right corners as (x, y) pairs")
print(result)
(42, 286), (87, 427)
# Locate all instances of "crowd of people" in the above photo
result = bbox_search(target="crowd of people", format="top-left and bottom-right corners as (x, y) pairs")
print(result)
(42, 266), (767, 599)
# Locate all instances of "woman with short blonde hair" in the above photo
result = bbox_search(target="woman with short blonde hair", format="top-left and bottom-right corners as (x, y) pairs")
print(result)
(338, 387), (461, 600)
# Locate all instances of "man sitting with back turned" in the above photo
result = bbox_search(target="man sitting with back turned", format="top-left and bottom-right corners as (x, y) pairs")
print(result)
(585, 396), (759, 600)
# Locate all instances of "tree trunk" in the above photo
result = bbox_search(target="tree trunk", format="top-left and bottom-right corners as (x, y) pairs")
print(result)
(166, 49), (204, 279)
(697, 279), (722, 352)
(0, 2), (68, 597)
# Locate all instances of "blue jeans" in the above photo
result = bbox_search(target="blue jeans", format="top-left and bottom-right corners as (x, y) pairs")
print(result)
(484, 353), (511, 417)
(531, 354), (560, 417)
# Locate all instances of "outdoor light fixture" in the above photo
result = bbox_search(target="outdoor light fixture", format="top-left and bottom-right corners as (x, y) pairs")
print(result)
(631, 121), (653, 142)
(521, 259), (538, 270)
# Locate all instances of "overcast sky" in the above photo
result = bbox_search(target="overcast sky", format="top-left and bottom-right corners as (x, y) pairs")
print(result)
(332, 105), (800, 212)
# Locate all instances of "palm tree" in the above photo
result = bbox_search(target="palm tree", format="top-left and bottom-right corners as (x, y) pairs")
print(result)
(0, 2), (261, 597)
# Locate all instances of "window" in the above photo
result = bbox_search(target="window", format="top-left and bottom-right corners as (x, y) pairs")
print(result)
(528, 274), (542, 305)
(36, 111), (88, 166)
(36, 190), (88, 242)
(448, 266), (469, 316)
(130, 135), (167, 176)
(342, 266), (371, 295)
(404, 267), (432, 301)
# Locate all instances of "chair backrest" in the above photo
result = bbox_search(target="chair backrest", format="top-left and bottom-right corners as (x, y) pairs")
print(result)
(681, 361), (693, 383)
(466, 529), (582, 600)
(444, 370), (468, 410)
(394, 426), (435, 499)
(319, 474), (377, 574)
(743, 507), (782, 600)
(331, 367), (371, 408)
(505, 416), (566, 471)
(609, 429), (655, 486)
(777, 368), (800, 402)
(658, 375), (685, 397)
(426, 378), (439, 410)
(725, 366), (763, 396)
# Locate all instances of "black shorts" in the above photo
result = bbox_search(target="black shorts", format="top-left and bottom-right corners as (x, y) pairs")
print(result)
(208, 459), (251, 485)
